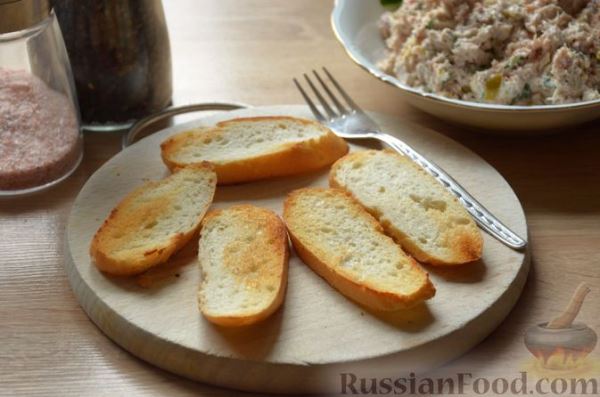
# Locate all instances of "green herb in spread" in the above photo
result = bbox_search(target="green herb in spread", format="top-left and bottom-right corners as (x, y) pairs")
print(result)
(512, 83), (532, 104)
(379, 0), (402, 11)
(506, 55), (526, 70)
(380, 0), (403, 10)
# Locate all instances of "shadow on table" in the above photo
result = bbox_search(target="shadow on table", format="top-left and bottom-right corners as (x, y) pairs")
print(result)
(426, 114), (600, 214)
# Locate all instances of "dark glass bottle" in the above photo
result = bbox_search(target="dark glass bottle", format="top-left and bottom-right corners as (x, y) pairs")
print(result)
(52, 0), (172, 129)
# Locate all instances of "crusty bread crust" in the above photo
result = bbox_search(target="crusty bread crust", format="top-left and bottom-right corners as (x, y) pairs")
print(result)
(283, 188), (435, 311)
(160, 116), (349, 185)
(90, 163), (217, 276)
(330, 150), (483, 266)
(198, 205), (289, 326)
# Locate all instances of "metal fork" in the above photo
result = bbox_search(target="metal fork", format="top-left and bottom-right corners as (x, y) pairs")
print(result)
(293, 67), (527, 250)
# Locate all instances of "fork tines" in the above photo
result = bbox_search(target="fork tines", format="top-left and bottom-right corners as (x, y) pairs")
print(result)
(293, 67), (358, 121)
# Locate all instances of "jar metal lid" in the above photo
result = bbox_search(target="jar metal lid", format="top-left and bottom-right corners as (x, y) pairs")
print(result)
(0, 0), (50, 34)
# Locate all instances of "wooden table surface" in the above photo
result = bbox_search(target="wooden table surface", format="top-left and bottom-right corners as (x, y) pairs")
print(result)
(2, 1), (599, 395)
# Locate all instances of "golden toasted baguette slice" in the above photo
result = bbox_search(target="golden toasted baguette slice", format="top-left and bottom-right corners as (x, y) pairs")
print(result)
(160, 116), (348, 184)
(330, 149), (483, 266)
(283, 188), (435, 311)
(198, 205), (289, 326)
(90, 163), (217, 276)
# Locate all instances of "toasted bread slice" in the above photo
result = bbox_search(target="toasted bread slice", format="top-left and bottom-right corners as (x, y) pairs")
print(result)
(90, 163), (217, 276)
(198, 205), (289, 326)
(330, 150), (483, 266)
(283, 188), (435, 311)
(160, 116), (348, 184)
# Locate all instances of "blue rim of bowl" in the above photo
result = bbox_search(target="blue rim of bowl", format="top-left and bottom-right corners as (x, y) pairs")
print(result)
(330, 0), (600, 113)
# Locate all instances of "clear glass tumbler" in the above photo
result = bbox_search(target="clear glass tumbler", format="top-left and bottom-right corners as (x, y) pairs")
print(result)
(0, 0), (83, 196)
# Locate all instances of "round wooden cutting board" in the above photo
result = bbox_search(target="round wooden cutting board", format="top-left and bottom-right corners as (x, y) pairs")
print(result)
(65, 105), (529, 394)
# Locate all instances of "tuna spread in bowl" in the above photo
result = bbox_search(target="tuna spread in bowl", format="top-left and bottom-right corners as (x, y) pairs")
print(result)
(378, 0), (600, 105)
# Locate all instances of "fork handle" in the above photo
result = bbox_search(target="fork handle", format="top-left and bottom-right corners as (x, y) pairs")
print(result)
(376, 133), (527, 250)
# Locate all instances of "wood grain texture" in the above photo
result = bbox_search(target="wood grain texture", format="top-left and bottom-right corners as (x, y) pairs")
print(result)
(1, 0), (599, 396)
(65, 106), (527, 393)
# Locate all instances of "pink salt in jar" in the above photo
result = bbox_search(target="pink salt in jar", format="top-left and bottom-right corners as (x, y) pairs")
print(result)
(0, 1), (82, 195)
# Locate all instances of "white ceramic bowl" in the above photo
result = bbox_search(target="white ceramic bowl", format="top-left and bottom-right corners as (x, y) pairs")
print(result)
(331, 0), (600, 133)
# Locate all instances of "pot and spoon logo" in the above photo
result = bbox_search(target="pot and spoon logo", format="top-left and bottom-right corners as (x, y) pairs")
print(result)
(523, 283), (598, 376)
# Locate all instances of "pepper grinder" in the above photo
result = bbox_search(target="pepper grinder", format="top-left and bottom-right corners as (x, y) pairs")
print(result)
(52, 0), (173, 131)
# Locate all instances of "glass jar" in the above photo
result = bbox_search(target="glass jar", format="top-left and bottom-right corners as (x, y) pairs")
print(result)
(0, 0), (83, 196)
(52, 0), (172, 130)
